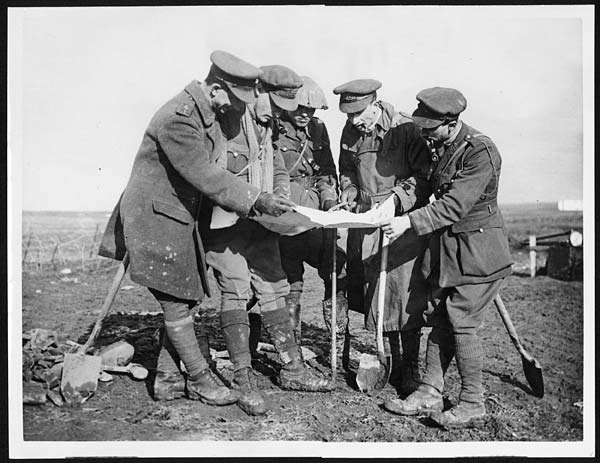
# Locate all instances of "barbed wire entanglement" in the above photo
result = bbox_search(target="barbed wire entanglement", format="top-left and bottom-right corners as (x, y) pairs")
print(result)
(22, 223), (119, 272)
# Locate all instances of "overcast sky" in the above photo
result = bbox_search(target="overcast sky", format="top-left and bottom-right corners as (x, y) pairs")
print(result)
(8, 6), (593, 211)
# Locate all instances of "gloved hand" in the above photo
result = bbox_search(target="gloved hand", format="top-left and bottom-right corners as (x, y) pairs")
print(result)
(339, 186), (358, 210)
(253, 192), (296, 217)
(322, 200), (338, 211)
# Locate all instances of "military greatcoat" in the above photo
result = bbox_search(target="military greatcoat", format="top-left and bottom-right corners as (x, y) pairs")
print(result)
(339, 101), (431, 332)
(99, 80), (261, 301)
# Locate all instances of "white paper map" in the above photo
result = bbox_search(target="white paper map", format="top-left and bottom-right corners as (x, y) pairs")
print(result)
(251, 197), (396, 236)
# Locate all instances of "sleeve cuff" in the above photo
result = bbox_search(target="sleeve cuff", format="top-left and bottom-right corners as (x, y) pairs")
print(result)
(391, 186), (414, 214)
(408, 206), (436, 236)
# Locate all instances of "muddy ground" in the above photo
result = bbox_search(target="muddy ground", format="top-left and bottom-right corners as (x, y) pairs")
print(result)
(21, 247), (584, 444)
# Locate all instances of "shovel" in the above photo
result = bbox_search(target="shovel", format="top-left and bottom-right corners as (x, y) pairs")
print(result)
(61, 252), (130, 405)
(493, 294), (544, 398)
(356, 231), (391, 396)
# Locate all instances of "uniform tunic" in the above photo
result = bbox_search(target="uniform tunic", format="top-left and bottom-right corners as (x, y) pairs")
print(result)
(395, 122), (514, 289)
(275, 116), (345, 296)
(338, 101), (431, 332)
(99, 81), (261, 301)
(200, 106), (291, 310)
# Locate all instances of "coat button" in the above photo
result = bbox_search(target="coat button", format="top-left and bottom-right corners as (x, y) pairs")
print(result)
(479, 228), (483, 233)
(233, 152), (238, 158)
(282, 147), (287, 152)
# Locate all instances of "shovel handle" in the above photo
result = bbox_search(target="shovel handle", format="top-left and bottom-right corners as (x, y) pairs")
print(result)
(79, 252), (130, 354)
(376, 232), (390, 357)
(331, 228), (337, 378)
(493, 294), (533, 362)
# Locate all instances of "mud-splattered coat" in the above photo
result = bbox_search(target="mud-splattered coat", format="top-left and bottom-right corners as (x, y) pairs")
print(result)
(99, 80), (261, 301)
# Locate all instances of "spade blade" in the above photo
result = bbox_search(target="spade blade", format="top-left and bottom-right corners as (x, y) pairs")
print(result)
(61, 353), (102, 406)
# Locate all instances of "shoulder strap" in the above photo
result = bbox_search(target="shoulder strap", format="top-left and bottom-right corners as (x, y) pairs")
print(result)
(287, 135), (310, 174)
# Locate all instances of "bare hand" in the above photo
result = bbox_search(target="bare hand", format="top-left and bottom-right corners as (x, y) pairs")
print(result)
(380, 215), (411, 241)
(340, 186), (358, 207)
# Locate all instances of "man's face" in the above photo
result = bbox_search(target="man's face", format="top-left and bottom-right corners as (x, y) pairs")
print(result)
(347, 104), (378, 134)
(420, 122), (453, 143)
(211, 84), (246, 115)
(254, 92), (274, 124)
(286, 105), (315, 128)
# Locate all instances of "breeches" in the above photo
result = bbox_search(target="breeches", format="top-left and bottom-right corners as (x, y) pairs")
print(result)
(279, 228), (347, 295)
(203, 219), (289, 311)
(426, 278), (504, 335)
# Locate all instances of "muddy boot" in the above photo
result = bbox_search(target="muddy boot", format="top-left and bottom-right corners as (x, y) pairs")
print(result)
(221, 307), (267, 415)
(399, 329), (422, 397)
(279, 358), (336, 392)
(286, 291), (302, 345)
(262, 307), (335, 392)
(383, 384), (443, 416)
(430, 401), (486, 429)
(153, 327), (186, 401)
(231, 367), (268, 416)
(186, 368), (239, 405)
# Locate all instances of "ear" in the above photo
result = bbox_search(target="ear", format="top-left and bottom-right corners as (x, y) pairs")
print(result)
(210, 82), (223, 97)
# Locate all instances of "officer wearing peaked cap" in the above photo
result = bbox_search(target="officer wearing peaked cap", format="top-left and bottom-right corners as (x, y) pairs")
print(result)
(258, 65), (304, 113)
(209, 50), (263, 104)
(333, 78), (382, 114)
(272, 75), (349, 369)
(334, 77), (430, 394)
(201, 64), (334, 417)
(381, 87), (513, 428)
(99, 50), (295, 406)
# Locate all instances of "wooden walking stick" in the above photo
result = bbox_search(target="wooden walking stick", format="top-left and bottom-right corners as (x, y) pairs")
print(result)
(330, 228), (337, 381)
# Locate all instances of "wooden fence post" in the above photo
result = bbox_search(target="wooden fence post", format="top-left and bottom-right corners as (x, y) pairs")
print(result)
(22, 232), (33, 265)
(89, 224), (100, 258)
(529, 235), (537, 278)
(50, 242), (60, 270)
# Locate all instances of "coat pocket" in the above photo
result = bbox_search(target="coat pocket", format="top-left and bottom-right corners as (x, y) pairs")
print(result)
(456, 226), (512, 277)
(227, 148), (251, 174)
(152, 199), (192, 225)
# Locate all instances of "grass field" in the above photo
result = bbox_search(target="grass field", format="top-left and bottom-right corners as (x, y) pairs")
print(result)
(18, 202), (585, 447)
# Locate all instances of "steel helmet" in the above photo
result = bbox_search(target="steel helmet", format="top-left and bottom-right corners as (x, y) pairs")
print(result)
(296, 76), (328, 110)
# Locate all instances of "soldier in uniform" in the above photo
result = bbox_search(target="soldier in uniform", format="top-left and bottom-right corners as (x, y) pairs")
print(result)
(381, 87), (513, 428)
(274, 76), (348, 365)
(98, 51), (296, 406)
(334, 79), (430, 393)
(202, 65), (335, 417)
